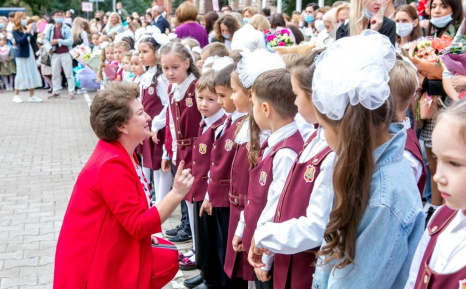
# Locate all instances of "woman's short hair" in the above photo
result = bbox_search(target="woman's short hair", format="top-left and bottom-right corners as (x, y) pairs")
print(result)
(270, 13), (286, 28)
(249, 14), (270, 31)
(90, 82), (139, 142)
(214, 14), (240, 42)
(176, 1), (198, 23)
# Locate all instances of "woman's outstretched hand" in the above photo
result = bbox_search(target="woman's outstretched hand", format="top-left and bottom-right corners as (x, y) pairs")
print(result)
(172, 161), (194, 198)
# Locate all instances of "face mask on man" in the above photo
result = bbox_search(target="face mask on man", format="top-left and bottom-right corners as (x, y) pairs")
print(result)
(430, 13), (453, 28)
(55, 17), (64, 24)
(396, 23), (414, 37)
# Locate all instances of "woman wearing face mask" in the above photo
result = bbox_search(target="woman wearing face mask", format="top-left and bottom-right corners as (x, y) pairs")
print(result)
(214, 14), (240, 51)
(301, 3), (320, 38)
(336, 0), (396, 46)
(394, 5), (423, 52)
(242, 7), (258, 25)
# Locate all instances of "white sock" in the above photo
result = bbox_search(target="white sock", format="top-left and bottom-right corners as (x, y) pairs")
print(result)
(154, 169), (172, 204)
(186, 201), (195, 249)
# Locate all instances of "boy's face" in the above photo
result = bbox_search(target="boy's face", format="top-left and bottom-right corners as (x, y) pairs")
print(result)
(215, 85), (236, 113)
(251, 93), (269, 131)
(114, 47), (124, 63)
(92, 35), (99, 46)
(196, 88), (222, 118)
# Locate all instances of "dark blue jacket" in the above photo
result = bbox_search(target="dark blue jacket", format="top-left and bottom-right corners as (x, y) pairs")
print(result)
(13, 30), (33, 58)
(153, 16), (170, 34)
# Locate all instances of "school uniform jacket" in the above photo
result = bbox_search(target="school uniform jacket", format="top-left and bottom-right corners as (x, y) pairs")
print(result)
(54, 140), (162, 289)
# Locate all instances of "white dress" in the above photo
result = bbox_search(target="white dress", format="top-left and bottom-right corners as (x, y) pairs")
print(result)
(15, 37), (42, 90)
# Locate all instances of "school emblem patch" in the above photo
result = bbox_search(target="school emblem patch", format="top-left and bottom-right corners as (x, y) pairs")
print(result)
(186, 97), (193, 107)
(148, 87), (155, 95)
(458, 279), (466, 289)
(259, 171), (267, 186)
(199, 143), (207, 155)
(225, 139), (234, 151)
(304, 165), (316, 183)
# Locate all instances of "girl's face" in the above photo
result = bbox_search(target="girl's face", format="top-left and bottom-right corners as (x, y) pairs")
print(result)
(103, 16), (108, 24)
(106, 47), (115, 62)
(123, 56), (132, 72)
(366, 0), (383, 13)
(0, 38), (6, 46)
(215, 85), (236, 113)
(131, 55), (145, 76)
(314, 108), (338, 151)
(432, 117), (466, 212)
(114, 47), (125, 63)
(92, 34), (99, 46)
(126, 16), (132, 23)
(291, 74), (315, 124)
(138, 42), (157, 67)
(161, 53), (190, 84)
(430, 0), (453, 18)
(230, 75), (251, 113)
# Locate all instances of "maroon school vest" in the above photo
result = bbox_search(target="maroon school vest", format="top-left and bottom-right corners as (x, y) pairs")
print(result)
(273, 131), (332, 289)
(208, 116), (246, 208)
(224, 138), (252, 280)
(414, 206), (466, 289)
(190, 116), (226, 202)
(405, 128), (427, 196)
(242, 131), (304, 254)
(140, 82), (165, 170)
(168, 80), (202, 191)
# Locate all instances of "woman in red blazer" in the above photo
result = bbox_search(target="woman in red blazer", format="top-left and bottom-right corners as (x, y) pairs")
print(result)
(54, 82), (194, 289)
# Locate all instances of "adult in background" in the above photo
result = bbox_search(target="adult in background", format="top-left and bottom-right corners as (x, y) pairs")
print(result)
(221, 5), (232, 14)
(71, 17), (90, 47)
(117, 2), (130, 19)
(261, 7), (271, 19)
(393, 5), (422, 52)
(103, 12), (123, 35)
(231, 13), (266, 51)
(214, 14), (240, 51)
(90, 11), (104, 33)
(242, 7), (259, 25)
(201, 11), (219, 43)
(12, 11), (43, 103)
(151, 5), (170, 34)
(54, 82), (194, 289)
(174, 2), (208, 48)
(301, 2), (319, 37)
(44, 10), (76, 100)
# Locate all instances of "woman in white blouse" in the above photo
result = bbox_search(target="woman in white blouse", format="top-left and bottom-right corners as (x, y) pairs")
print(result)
(231, 14), (267, 52)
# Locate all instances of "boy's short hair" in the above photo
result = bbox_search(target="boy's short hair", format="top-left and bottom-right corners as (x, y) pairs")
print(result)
(196, 70), (216, 94)
(389, 59), (418, 115)
(214, 63), (234, 88)
(229, 49), (243, 63)
(201, 43), (229, 59)
(281, 53), (301, 69)
(252, 68), (298, 119)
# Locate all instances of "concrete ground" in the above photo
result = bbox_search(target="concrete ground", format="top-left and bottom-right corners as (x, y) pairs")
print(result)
(0, 88), (199, 289)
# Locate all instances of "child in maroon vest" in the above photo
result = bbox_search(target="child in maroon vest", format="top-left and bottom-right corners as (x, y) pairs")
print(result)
(248, 56), (336, 289)
(405, 99), (466, 289)
(239, 69), (304, 289)
(159, 42), (202, 247)
(389, 59), (427, 196)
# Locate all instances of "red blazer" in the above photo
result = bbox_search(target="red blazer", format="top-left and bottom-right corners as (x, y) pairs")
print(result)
(54, 140), (162, 289)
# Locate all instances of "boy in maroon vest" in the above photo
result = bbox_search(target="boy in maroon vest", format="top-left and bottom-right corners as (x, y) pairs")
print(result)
(389, 59), (427, 197)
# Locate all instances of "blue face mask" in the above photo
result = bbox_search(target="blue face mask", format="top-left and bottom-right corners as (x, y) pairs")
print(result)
(430, 13), (453, 28)
(304, 15), (314, 23)
(55, 17), (64, 24)
(20, 19), (27, 27)
(222, 34), (230, 39)
(0, 23), (4, 29)
(243, 17), (250, 24)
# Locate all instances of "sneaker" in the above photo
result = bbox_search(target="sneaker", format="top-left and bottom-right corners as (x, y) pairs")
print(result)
(12, 95), (23, 103)
(168, 230), (192, 243)
(165, 225), (183, 237)
(28, 96), (44, 103)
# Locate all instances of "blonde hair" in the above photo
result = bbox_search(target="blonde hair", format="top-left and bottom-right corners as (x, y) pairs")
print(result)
(180, 37), (200, 49)
(71, 17), (88, 44)
(114, 40), (131, 52)
(196, 70), (216, 93)
(436, 99), (466, 144)
(349, 0), (383, 36)
(242, 7), (259, 17)
(97, 43), (114, 81)
(108, 12), (122, 27)
(281, 53), (301, 68)
(249, 14), (270, 31)
(389, 59), (418, 120)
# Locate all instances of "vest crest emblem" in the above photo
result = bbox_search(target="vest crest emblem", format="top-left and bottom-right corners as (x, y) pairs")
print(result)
(259, 171), (267, 186)
(199, 143), (207, 155)
(225, 139), (234, 151)
(185, 97), (193, 107)
(148, 86), (155, 95)
(304, 165), (316, 183)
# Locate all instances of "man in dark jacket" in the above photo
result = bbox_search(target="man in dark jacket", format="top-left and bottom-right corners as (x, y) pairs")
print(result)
(151, 5), (170, 34)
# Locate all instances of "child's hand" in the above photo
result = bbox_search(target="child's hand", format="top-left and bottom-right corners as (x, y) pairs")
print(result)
(199, 199), (212, 217)
(254, 268), (271, 282)
(151, 131), (159, 143)
(161, 159), (171, 172)
(232, 235), (244, 252)
(248, 236), (270, 268)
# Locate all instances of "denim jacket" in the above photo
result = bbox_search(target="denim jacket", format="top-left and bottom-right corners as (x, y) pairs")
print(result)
(312, 123), (425, 289)
(43, 24), (73, 53)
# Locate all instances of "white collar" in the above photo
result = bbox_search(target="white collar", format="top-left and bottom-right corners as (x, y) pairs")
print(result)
(266, 121), (298, 149)
(170, 73), (197, 102)
(230, 110), (248, 123)
(402, 117), (411, 129)
(449, 210), (466, 234)
(203, 109), (225, 128)
(140, 66), (157, 89)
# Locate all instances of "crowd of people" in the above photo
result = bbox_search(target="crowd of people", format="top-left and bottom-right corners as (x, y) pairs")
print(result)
(10, 0), (461, 288)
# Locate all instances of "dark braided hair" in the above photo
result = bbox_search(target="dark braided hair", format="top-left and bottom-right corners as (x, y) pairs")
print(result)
(138, 37), (164, 88)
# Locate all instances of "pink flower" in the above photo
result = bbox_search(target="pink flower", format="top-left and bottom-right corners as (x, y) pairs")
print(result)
(267, 35), (276, 42)
(281, 29), (290, 35)
(278, 41), (286, 46)
(264, 30), (270, 34)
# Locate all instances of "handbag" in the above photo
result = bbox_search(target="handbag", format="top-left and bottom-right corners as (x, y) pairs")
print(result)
(40, 51), (51, 66)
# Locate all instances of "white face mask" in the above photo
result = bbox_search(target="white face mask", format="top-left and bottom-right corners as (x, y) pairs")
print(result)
(430, 13), (453, 28)
(363, 8), (375, 19)
(396, 23), (414, 37)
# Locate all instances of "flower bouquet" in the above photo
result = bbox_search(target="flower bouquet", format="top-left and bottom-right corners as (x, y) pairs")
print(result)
(264, 29), (294, 52)
(408, 36), (453, 79)
(442, 35), (466, 99)
(69, 44), (91, 64)
(83, 49), (102, 72)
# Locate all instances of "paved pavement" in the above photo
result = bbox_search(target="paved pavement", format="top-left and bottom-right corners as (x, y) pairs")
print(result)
(0, 89), (198, 289)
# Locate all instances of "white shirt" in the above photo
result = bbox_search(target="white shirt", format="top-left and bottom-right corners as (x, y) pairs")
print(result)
(295, 113), (314, 140)
(231, 24), (266, 52)
(402, 118), (424, 183)
(235, 122), (301, 271)
(139, 67), (169, 133)
(404, 209), (466, 288)
(201, 109), (226, 134)
(254, 126), (336, 256)
(166, 73), (197, 161)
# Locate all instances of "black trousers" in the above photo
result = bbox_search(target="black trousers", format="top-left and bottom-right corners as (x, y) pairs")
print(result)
(254, 267), (274, 289)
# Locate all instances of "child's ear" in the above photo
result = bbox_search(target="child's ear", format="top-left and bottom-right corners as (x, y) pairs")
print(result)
(184, 58), (190, 70)
(247, 89), (252, 100)
(262, 102), (271, 117)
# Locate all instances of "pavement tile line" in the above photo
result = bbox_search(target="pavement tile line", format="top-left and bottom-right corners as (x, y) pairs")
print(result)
(0, 90), (197, 289)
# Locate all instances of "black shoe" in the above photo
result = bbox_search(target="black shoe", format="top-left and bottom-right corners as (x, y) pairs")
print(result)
(47, 88), (53, 93)
(425, 206), (436, 226)
(165, 225), (183, 237)
(168, 230), (192, 243)
(184, 274), (204, 288)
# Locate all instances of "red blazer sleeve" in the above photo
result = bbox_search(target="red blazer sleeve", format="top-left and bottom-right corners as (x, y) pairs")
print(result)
(96, 157), (162, 239)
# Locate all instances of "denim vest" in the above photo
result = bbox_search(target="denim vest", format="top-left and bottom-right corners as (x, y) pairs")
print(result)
(312, 123), (425, 289)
